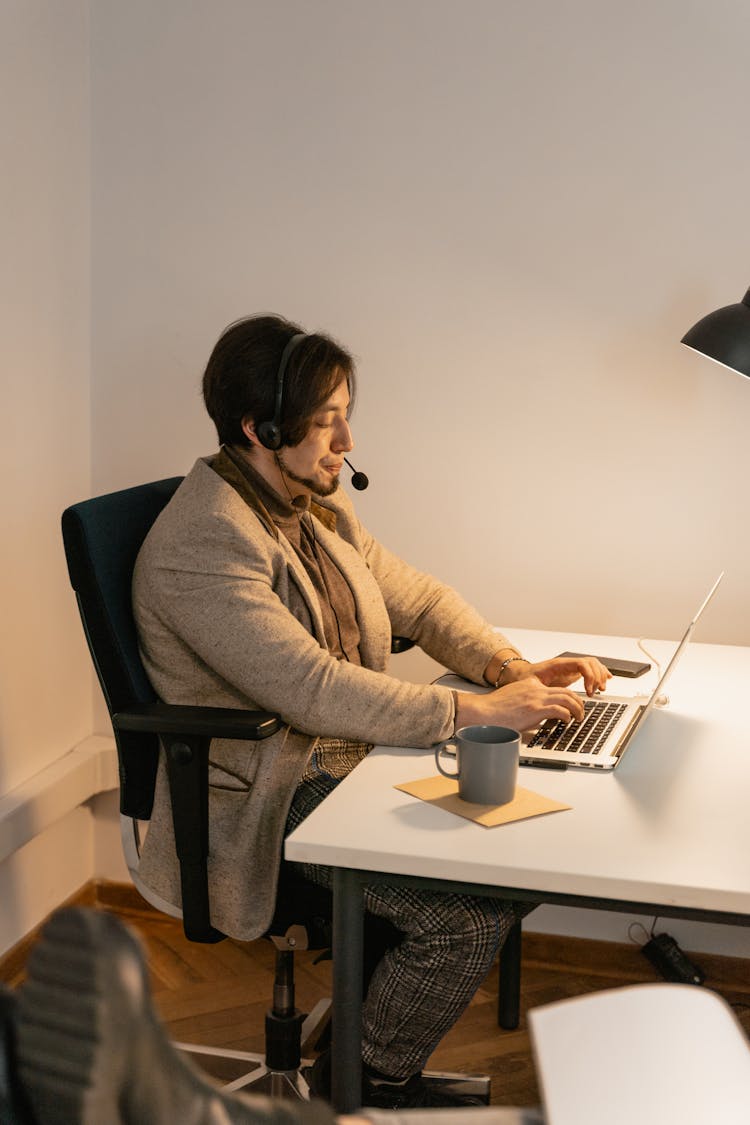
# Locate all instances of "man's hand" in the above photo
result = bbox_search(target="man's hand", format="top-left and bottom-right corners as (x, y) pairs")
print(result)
(456, 675), (586, 732)
(508, 655), (611, 698)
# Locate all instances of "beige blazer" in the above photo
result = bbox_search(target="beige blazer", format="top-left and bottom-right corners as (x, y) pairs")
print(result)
(132, 456), (505, 939)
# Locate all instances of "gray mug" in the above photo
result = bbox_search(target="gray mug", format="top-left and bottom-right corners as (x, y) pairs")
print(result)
(435, 725), (520, 806)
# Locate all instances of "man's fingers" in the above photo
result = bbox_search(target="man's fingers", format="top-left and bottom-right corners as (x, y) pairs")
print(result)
(579, 659), (611, 696)
(565, 690), (585, 722)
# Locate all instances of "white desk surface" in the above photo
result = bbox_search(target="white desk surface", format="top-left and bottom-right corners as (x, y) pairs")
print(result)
(285, 628), (750, 923)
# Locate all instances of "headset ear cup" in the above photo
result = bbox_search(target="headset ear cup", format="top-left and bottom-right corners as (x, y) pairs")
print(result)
(257, 421), (281, 450)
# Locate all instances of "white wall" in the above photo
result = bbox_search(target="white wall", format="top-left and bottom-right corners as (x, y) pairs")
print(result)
(0, 0), (102, 953)
(90, 0), (750, 649)
(0, 2), (92, 794)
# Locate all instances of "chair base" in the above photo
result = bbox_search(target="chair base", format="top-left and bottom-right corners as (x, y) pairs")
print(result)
(174, 994), (329, 1102)
(176, 1041), (314, 1100)
(230, 1067), (312, 1100)
(177, 1043), (491, 1106)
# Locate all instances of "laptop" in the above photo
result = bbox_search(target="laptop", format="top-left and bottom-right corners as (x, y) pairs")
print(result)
(519, 572), (724, 771)
(438, 572), (723, 772)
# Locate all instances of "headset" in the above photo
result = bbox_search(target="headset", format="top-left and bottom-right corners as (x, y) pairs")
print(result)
(255, 331), (369, 489)
(256, 332), (307, 451)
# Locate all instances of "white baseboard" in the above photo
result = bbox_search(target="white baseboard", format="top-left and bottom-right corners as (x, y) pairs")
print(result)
(527, 905), (750, 959)
(0, 735), (118, 865)
(0, 735), (121, 956)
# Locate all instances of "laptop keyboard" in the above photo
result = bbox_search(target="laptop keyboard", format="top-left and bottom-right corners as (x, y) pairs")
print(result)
(528, 698), (629, 756)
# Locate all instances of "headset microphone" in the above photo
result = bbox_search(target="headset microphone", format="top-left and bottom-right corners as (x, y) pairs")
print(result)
(344, 457), (369, 490)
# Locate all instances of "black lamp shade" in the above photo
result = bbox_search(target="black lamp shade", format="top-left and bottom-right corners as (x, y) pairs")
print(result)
(681, 287), (750, 378)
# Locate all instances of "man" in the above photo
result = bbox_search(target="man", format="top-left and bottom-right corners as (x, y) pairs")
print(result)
(132, 315), (609, 1109)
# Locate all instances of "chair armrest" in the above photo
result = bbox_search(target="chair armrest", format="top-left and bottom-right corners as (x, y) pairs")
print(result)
(390, 636), (415, 654)
(112, 702), (280, 944)
(113, 701), (281, 741)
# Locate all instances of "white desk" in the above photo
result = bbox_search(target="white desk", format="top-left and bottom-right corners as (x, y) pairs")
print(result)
(285, 629), (750, 1110)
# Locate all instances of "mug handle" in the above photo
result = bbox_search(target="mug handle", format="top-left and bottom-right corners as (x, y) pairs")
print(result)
(435, 740), (459, 779)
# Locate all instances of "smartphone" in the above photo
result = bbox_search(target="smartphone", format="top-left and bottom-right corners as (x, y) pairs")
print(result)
(557, 651), (651, 678)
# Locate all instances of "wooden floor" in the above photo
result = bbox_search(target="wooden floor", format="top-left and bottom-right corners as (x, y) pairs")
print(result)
(4, 885), (750, 1109)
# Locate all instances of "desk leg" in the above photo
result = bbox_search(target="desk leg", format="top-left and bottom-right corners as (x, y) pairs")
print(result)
(332, 867), (364, 1113)
(497, 918), (522, 1029)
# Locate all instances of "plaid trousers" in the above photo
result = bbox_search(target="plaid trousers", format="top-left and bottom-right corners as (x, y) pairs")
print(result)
(285, 759), (526, 1080)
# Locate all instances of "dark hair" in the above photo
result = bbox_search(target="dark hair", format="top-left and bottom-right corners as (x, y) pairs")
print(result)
(202, 314), (356, 449)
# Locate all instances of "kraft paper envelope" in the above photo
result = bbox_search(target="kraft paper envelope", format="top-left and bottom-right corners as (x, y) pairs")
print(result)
(395, 775), (571, 827)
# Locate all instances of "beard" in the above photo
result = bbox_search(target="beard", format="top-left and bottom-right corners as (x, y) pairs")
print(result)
(276, 452), (341, 498)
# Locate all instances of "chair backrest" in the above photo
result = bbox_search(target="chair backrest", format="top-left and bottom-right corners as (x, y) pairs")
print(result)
(61, 477), (183, 819)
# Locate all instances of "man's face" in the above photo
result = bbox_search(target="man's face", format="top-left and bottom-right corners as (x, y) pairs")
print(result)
(277, 378), (353, 498)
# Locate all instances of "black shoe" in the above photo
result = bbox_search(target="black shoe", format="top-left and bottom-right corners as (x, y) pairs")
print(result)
(304, 1049), (484, 1110)
(362, 1071), (485, 1110)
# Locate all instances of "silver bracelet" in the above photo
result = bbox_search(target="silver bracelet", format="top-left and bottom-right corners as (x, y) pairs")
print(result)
(493, 656), (530, 688)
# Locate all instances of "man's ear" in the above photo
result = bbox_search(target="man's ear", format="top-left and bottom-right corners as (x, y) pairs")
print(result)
(240, 416), (257, 445)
